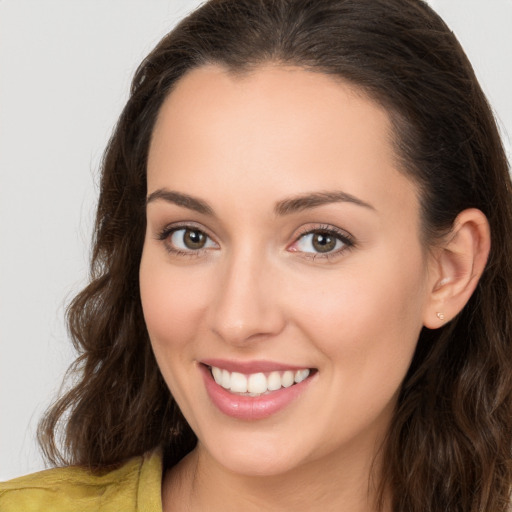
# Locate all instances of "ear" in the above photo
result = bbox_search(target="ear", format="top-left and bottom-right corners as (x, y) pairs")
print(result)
(423, 208), (490, 329)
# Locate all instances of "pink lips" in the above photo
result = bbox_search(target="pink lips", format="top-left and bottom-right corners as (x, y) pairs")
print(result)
(199, 360), (315, 420)
(202, 358), (308, 374)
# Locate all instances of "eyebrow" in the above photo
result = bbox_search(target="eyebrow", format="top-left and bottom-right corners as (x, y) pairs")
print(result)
(146, 189), (214, 216)
(145, 188), (375, 216)
(274, 191), (375, 215)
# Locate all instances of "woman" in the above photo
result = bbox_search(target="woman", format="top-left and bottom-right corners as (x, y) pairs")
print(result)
(1, 0), (511, 510)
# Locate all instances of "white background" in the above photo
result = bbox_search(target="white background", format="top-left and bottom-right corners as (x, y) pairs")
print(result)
(1, 0), (511, 480)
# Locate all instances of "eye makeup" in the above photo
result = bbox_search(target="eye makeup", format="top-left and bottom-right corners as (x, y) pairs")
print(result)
(155, 220), (355, 262)
(156, 222), (219, 257)
(288, 224), (356, 261)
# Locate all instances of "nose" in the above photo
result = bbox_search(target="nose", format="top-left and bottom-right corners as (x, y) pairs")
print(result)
(208, 248), (286, 346)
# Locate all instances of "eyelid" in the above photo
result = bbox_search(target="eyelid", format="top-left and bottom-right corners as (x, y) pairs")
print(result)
(155, 221), (219, 256)
(154, 221), (354, 260)
(287, 224), (355, 259)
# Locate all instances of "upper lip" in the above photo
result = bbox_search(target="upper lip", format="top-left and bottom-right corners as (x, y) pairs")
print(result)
(200, 358), (313, 374)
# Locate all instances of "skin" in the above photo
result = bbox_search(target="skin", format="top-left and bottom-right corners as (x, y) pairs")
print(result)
(139, 65), (490, 511)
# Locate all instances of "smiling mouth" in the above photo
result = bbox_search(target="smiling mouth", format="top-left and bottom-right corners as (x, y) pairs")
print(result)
(206, 365), (315, 397)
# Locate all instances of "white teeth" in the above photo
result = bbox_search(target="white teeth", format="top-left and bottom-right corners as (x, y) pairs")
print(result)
(267, 371), (282, 391)
(248, 372), (267, 394)
(230, 372), (248, 393)
(294, 369), (310, 383)
(221, 369), (231, 389)
(211, 366), (223, 384)
(210, 366), (311, 395)
(281, 370), (294, 388)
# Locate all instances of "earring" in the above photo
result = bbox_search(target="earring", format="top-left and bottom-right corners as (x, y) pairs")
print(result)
(436, 312), (445, 320)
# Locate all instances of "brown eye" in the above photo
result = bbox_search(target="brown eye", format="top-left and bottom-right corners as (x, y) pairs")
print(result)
(311, 232), (337, 253)
(291, 228), (352, 256)
(183, 229), (207, 249)
(165, 227), (217, 253)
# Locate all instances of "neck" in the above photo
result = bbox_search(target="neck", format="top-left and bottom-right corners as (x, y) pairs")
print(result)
(162, 437), (389, 512)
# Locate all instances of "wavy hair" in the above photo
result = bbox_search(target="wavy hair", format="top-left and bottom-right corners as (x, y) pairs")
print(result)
(38, 0), (512, 510)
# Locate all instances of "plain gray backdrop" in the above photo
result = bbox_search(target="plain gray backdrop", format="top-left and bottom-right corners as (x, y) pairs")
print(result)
(1, 0), (511, 480)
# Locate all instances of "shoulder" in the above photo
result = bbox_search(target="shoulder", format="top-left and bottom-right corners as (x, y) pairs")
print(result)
(0, 449), (162, 512)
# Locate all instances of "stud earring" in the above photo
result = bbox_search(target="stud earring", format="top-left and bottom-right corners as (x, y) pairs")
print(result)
(436, 312), (445, 320)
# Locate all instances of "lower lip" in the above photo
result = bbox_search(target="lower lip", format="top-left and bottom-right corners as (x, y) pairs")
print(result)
(200, 365), (315, 420)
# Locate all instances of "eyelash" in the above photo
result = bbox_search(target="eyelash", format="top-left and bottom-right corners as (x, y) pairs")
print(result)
(156, 223), (355, 260)
(156, 223), (218, 257)
(291, 224), (355, 261)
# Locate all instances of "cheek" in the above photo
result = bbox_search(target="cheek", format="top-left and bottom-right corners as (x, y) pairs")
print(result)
(291, 246), (427, 378)
(139, 251), (216, 417)
(139, 252), (210, 356)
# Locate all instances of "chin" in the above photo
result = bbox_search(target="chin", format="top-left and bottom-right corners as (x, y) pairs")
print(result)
(197, 429), (313, 478)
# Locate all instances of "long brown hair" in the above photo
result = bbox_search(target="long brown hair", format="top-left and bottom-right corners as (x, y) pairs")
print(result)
(39, 0), (512, 510)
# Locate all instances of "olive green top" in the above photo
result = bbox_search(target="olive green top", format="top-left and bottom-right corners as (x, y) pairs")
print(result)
(0, 450), (162, 512)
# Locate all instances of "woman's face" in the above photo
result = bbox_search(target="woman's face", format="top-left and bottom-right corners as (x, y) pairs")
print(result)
(140, 65), (436, 477)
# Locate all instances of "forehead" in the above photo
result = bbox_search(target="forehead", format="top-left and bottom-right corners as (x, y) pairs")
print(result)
(147, 64), (419, 222)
